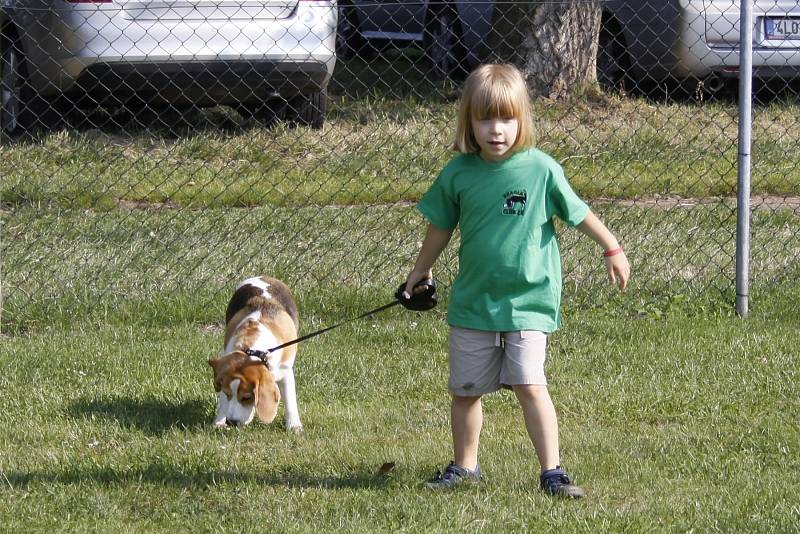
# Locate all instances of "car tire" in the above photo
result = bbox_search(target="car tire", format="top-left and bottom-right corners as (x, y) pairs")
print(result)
(597, 22), (630, 93)
(423, 5), (468, 81)
(237, 100), (281, 127)
(1, 36), (35, 137)
(336, 4), (367, 59)
(286, 89), (326, 129)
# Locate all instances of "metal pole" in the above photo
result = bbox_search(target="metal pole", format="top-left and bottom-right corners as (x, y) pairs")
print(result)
(736, 0), (753, 317)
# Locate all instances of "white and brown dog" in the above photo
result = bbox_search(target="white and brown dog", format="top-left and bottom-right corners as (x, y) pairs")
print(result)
(208, 276), (302, 431)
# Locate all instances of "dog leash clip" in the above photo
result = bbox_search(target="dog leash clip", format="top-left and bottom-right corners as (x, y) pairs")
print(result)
(245, 348), (273, 370)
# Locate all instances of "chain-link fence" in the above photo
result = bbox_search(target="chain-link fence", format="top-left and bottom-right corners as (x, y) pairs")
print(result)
(2, 1), (799, 330)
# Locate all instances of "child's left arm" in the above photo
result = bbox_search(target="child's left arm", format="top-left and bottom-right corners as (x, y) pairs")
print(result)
(576, 210), (631, 291)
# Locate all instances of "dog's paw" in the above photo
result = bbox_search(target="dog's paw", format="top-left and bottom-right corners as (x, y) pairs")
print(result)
(287, 424), (303, 434)
(212, 420), (227, 429)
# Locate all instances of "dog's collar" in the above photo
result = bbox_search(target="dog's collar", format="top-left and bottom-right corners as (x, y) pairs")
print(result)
(245, 348), (273, 371)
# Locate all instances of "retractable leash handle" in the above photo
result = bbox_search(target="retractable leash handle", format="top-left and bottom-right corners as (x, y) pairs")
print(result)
(395, 277), (438, 311)
(246, 278), (438, 365)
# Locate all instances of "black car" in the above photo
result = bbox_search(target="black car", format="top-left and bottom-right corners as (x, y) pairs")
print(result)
(336, 0), (494, 79)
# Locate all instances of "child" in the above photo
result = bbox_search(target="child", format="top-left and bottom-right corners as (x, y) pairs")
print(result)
(403, 64), (630, 497)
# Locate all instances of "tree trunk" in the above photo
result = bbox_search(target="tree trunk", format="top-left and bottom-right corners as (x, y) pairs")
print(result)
(486, 1), (602, 99)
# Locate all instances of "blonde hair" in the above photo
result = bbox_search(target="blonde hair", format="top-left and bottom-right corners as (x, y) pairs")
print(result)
(453, 64), (536, 154)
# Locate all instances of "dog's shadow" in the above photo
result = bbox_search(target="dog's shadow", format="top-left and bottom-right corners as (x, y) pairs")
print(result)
(5, 462), (394, 491)
(68, 396), (209, 435)
(60, 396), (394, 490)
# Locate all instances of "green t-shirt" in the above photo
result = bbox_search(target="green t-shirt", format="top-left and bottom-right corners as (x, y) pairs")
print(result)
(417, 148), (589, 333)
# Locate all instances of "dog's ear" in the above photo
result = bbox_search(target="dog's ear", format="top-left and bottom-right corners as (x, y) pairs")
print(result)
(255, 381), (280, 423)
(207, 358), (223, 391)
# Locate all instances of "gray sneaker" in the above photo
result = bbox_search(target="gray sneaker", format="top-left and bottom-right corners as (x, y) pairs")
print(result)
(539, 466), (585, 498)
(424, 461), (482, 489)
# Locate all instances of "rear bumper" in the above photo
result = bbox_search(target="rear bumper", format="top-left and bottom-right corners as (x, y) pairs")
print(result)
(677, 45), (800, 80)
(16, 1), (337, 103)
(64, 59), (333, 106)
(678, 4), (800, 79)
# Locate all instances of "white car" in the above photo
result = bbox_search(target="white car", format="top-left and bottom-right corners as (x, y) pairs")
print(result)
(598, 0), (800, 92)
(1, 0), (337, 134)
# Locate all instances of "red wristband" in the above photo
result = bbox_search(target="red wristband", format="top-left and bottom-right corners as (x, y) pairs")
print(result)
(603, 247), (624, 257)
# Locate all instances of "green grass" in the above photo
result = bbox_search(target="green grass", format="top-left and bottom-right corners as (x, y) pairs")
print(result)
(4, 199), (799, 333)
(1, 50), (799, 532)
(1, 291), (798, 532)
(3, 96), (798, 208)
(2, 201), (798, 531)
(2, 53), (799, 209)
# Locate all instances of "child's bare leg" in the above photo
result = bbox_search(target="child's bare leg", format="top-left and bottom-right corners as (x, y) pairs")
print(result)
(512, 384), (560, 472)
(451, 394), (482, 470)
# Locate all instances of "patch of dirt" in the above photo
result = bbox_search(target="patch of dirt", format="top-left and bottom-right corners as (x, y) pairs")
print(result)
(597, 195), (800, 211)
(117, 199), (180, 211)
(36, 195), (800, 213)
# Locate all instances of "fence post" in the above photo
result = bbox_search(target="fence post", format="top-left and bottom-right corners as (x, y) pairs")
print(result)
(736, 0), (753, 317)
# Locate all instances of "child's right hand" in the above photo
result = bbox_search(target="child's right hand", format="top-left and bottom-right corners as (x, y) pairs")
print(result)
(404, 269), (434, 299)
(605, 252), (631, 291)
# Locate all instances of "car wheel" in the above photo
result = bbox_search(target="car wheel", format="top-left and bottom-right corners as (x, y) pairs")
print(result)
(237, 100), (281, 127)
(336, 5), (366, 59)
(287, 89), (326, 129)
(597, 23), (629, 92)
(1, 38), (33, 136)
(423, 5), (467, 80)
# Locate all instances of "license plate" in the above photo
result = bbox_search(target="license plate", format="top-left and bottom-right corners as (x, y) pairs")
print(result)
(765, 17), (800, 40)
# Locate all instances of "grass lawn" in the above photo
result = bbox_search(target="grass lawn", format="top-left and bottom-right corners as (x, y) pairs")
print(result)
(2, 53), (800, 210)
(2, 200), (798, 532)
(1, 294), (798, 532)
(2, 51), (799, 532)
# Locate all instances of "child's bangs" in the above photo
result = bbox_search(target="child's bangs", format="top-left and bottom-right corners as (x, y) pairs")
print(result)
(470, 82), (519, 120)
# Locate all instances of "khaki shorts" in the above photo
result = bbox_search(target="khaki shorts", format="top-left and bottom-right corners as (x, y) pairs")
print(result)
(448, 326), (548, 396)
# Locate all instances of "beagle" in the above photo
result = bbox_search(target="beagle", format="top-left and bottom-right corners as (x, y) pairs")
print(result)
(208, 276), (302, 431)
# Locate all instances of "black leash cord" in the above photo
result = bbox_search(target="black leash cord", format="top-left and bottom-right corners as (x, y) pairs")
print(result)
(245, 299), (400, 361)
(245, 278), (437, 364)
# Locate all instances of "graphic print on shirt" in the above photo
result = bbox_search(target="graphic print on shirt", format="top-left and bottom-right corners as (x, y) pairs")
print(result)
(502, 190), (527, 216)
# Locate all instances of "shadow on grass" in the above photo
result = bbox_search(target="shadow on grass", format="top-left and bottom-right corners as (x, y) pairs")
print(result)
(68, 396), (210, 436)
(329, 48), (460, 103)
(1, 49), (455, 147)
(4, 462), (393, 491)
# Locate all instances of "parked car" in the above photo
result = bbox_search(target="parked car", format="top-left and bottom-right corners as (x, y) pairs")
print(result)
(1, 0), (337, 135)
(335, 0), (494, 79)
(338, 1), (800, 92)
(599, 0), (800, 93)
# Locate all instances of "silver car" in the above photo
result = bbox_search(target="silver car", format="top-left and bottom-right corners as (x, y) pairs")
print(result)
(599, 0), (800, 92)
(1, 0), (337, 134)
